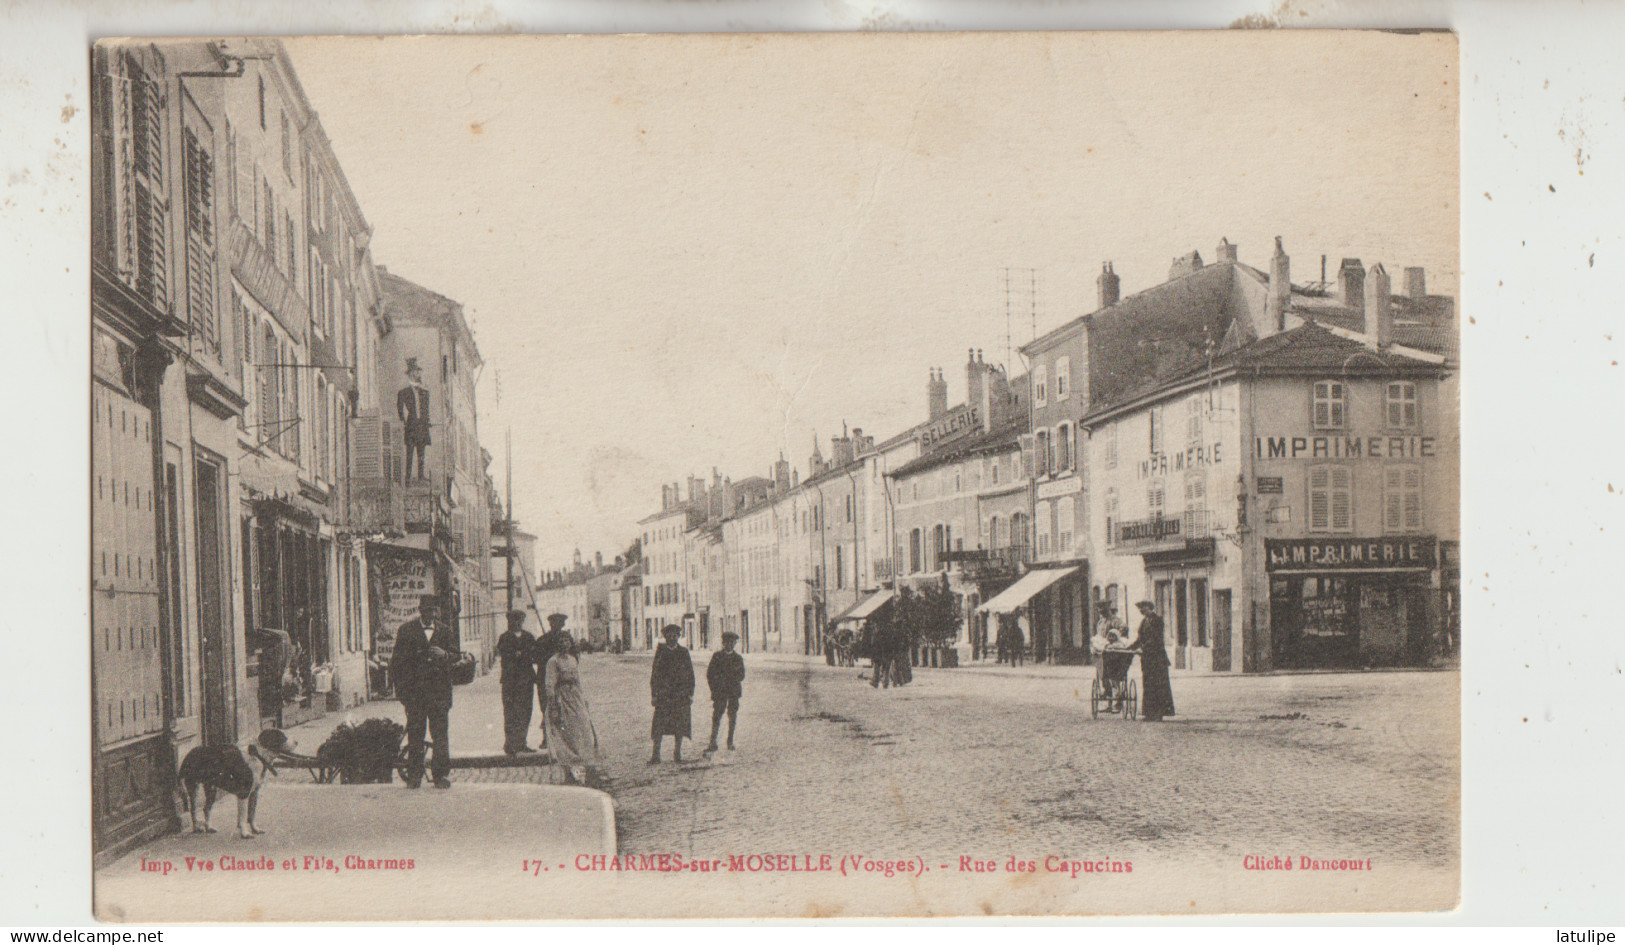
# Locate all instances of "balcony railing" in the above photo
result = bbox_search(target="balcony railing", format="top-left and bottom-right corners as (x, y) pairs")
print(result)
(1112, 511), (1212, 552)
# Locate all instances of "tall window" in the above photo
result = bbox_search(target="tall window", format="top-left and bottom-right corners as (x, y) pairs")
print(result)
(1055, 356), (1070, 399)
(845, 494), (853, 523)
(1186, 394), (1203, 443)
(1035, 502), (1053, 556)
(1034, 364), (1048, 405)
(1056, 497), (1075, 554)
(262, 181), (277, 265)
(909, 529), (922, 573)
(1105, 487), (1119, 545)
(835, 546), (845, 589)
(124, 52), (168, 309)
(1035, 429), (1051, 477)
(1104, 421), (1118, 469)
(1313, 380), (1348, 429)
(1056, 423), (1072, 472)
(1149, 405), (1164, 454)
(259, 324), (279, 447)
(280, 112), (292, 179)
(1148, 478), (1166, 518)
(1384, 465), (1423, 532)
(1386, 381), (1419, 428)
(1184, 472), (1207, 535)
(1309, 465), (1354, 532)
(257, 74), (266, 129)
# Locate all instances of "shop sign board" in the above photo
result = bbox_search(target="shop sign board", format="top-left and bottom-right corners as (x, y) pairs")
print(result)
(1265, 536), (1437, 572)
(1036, 475), (1083, 499)
(1256, 476), (1284, 494)
(369, 545), (437, 662)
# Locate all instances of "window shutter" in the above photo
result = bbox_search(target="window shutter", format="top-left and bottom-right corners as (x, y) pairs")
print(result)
(1019, 434), (1035, 479)
(183, 128), (217, 356)
(1309, 466), (1330, 530)
(1331, 466), (1353, 531)
(1404, 467), (1423, 530)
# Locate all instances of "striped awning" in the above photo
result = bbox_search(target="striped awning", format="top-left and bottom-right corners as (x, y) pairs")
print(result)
(832, 588), (896, 624)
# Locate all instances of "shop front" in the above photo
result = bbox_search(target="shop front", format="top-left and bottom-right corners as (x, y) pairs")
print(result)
(243, 497), (332, 730)
(365, 542), (438, 697)
(1265, 536), (1439, 669)
(976, 565), (1081, 662)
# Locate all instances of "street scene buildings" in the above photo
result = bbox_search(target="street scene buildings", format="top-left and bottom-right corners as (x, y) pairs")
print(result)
(89, 33), (1459, 918)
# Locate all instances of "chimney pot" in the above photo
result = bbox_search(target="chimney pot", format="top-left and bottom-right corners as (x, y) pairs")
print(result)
(1337, 258), (1366, 320)
(1266, 238), (1291, 332)
(1366, 263), (1392, 348)
(1097, 261), (1121, 308)
(1216, 238), (1238, 263)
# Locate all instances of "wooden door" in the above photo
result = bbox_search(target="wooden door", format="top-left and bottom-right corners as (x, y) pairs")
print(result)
(92, 381), (177, 855)
(1211, 589), (1233, 671)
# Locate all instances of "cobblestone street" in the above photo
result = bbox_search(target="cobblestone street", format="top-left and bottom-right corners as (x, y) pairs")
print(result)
(577, 653), (1458, 871)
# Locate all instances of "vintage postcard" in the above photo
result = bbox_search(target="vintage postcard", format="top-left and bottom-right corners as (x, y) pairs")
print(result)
(88, 30), (1459, 921)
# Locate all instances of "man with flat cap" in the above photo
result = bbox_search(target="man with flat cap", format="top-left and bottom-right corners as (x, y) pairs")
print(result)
(496, 609), (537, 755)
(532, 613), (572, 746)
(649, 624), (695, 764)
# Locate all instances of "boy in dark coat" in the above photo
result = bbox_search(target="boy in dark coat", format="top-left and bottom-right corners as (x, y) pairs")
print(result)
(704, 631), (746, 753)
(388, 595), (457, 788)
(496, 609), (537, 754)
(648, 625), (695, 763)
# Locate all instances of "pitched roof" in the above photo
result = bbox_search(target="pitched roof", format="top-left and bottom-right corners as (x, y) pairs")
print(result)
(1081, 321), (1447, 425)
(888, 419), (1026, 479)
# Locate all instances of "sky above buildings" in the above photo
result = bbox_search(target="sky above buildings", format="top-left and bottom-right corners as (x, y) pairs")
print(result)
(282, 31), (1458, 574)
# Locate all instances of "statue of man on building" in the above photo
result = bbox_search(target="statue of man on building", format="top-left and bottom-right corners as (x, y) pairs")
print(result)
(397, 357), (431, 482)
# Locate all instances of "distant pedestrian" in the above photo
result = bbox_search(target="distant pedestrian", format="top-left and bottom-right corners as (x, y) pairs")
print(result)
(389, 595), (456, 789)
(1012, 613), (1029, 667)
(544, 635), (603, 785)
(1128, 600), (1176, 721)
(497, 609), (537, 755)
(704, 631), (745, 753)
(648, 625), (695, 764)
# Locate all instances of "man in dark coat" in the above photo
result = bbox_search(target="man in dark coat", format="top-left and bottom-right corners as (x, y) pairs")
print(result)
(704, 631), (745, 753)
(1131, 600), (1176, 721)
(388, 595), (456, 788)
(531, 613), (572, 747)
(396, 357), (431, 482)
(496, 609), (537, 754)
(648, 624), (695, 764)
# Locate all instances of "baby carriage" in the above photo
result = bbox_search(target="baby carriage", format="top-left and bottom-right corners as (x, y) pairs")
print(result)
(1090, 647), (1138, 720)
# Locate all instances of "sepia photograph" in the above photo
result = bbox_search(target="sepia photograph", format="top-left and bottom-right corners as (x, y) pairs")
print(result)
(85, 29), (1459, 921)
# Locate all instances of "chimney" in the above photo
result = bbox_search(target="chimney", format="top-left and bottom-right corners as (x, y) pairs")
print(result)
(927, 367), (948, 420)
(1366, 262), (1392, 349)
(594, 550), (603, 571)
(792, 468), (799, 489)
(1337, 258), (1365, 320)
(965, 348), (986, 420)
(1266, 236), (1290, 333)
(1169, 251), (1204, 281)
(1097, 262), (1120, 308)
(1404, 266), (1426, 299)
(1215, 238), (1238, 263)
(853, 427), (873, 452)
(832, 431), (855, 467)
(774, 453), (791, 491)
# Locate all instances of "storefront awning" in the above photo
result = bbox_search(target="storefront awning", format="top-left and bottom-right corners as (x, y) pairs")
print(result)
(833, 589), (896, 624)
(977, 566), (1078, 615)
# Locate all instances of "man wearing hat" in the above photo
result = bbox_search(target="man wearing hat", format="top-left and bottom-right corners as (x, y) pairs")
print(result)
(389, 595), (457, 788)
(704, 631), (746, 753)
(496, 609), (537, 755)
(532, 613), (572, 745)
(396, 357), (431, 482)
(648, 625), (695, 764)
(1126, 600), (1176, 721)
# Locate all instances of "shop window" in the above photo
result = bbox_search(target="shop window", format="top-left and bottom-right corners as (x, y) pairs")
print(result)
(1386, 381), (1419, 428)
(1309, 465), (1354, 532)
(1384, 464), (1424, 532)
(1312, 380), (1347, 429)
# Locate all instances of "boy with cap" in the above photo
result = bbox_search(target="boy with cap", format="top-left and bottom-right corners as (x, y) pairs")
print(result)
(704, 631), (745, 753)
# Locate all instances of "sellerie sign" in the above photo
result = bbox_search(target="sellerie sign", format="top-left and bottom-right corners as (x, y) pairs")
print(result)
(1265, 536), (1438, 572)
(919, 406), (980, 448)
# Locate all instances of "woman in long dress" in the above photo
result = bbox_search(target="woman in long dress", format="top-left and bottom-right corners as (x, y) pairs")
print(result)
(544, 637), (603, 785)
(1127, 600), (1176, 721)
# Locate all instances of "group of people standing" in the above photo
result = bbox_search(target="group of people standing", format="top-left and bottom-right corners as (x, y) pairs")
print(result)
(855, 621), (913, 690)
(496, 610), (603, 785)
(649, 624), (746, 763)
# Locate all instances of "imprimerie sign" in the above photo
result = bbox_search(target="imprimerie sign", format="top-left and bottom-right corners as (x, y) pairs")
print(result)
(1265, 536), (1438, 572)
(1254, 435), (1438, 460)
(918, 406), (980, 448)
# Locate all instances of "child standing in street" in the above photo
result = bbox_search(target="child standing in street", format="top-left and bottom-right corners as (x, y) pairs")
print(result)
(705, 631), (746, 753)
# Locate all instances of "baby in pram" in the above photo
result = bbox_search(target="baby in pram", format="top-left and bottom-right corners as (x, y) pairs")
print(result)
(1091, 609), (1134, 710)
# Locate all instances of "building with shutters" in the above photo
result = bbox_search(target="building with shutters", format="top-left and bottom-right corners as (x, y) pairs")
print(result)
(90, 38), (382, 857)
(1078, 255), (1458, 672)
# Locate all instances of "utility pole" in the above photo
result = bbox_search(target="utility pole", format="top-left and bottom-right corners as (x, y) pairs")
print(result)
(505, 427), (514, 615)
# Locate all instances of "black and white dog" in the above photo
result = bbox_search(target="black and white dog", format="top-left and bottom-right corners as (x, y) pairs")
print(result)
(177, 742), (278, 839)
